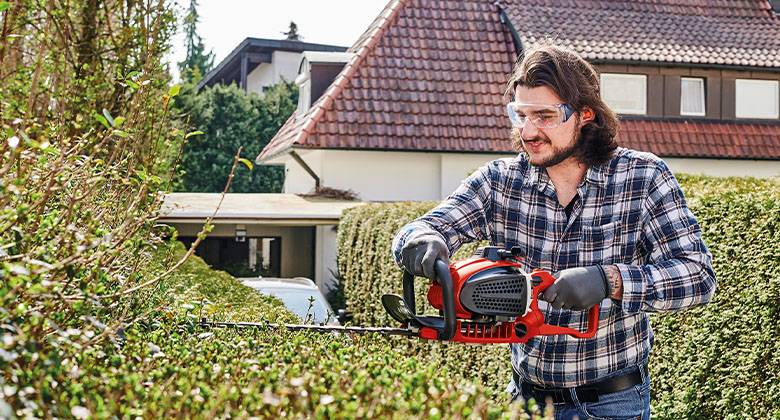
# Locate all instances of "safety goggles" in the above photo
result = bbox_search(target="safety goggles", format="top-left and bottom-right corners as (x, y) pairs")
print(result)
(506, 102), (575, 129)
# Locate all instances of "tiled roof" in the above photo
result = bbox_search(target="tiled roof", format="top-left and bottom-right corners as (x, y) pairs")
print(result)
(258, 0), (780, 163)
(501, 0), (780, 68)
(618, 118), (780, 160)
(257, 0), (517, 161)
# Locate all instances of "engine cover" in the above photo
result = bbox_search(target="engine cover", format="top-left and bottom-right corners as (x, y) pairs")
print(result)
(459, 266), (531, 317)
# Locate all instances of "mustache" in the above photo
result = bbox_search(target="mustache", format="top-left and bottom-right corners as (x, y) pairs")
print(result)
(510, 127), (547, 151)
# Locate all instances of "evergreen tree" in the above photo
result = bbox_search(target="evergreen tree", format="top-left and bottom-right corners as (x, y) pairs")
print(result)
(282, 21), (301, 41)
(175, 82), (298, 193)
(178, 0), (215, 83)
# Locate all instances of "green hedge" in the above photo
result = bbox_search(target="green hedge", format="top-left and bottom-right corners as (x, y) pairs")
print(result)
(336, 201), (509, 394)
(7, 240), (550, 418)
(337, 174), (780, 419)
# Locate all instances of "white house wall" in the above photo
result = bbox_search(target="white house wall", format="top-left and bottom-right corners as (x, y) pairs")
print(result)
(278, 149), (510, 201)
(283, 149), (323, 194)
(246, 63), (273, 94)
(275, 149), (780, 200)
(663, 158), (780, 178)
(170, 222), (315, 280)
(246, 51), (302, 94)
(315, 225), (340, 293)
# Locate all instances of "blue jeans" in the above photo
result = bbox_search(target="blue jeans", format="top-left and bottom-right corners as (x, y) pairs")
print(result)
(509, 367), (651, 420)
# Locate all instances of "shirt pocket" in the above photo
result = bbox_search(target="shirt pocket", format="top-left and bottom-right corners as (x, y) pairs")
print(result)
(579, 220), (624, 266)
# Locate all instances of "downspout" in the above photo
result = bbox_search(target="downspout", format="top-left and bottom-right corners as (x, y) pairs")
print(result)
(289, 149), (321, 189)
(495, 2), (524, 58)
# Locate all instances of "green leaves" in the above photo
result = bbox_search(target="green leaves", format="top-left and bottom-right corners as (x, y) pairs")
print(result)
(102, 108), (115, 127)
(184, 130), (203, 140)
(94, 113), (110, 129)
(0, 2), (11, 12)
(238, 158), (253, 171)
(174, 82), (293, 192)
(168, 84), (181, 98)
(95, 109), (127, 131)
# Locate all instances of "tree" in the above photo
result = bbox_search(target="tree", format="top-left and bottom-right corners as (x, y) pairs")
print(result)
(176, 82), (298, 193)
(178, 0), (214, 83)
(282, 21), (301, 41)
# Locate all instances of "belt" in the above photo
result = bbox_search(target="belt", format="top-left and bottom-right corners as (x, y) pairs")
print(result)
(512, 364), (648, 404)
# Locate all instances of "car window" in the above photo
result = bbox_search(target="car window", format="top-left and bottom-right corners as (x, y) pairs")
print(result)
(259, 289), (333, 324)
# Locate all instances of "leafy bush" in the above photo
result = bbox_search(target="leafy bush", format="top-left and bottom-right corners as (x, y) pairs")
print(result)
(336, 201), (510, 394)
(173, 82), (296, 193)
(337, 174), (780, 418)
(648, 174), (780, 419)
(0, 1), (188, 416)
(3, 239), (548, 418)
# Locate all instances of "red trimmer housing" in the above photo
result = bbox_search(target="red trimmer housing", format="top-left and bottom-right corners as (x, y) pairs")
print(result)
(382, 246), (599, 344)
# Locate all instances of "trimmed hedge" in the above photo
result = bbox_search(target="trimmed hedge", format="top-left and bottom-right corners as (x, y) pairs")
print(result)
(10, 240), (549, 418)
(336, 173), (780, 419)
(336, 201), (508, 393)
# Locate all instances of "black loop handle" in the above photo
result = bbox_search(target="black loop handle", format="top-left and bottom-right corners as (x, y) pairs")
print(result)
(402, 259), (456, 340)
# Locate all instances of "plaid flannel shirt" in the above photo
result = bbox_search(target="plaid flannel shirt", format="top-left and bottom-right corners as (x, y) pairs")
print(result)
(391, 146), (717, 388)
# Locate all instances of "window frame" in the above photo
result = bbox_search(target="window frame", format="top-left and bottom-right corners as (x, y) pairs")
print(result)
(735, 78), (780, 120)
(599, 73), (648, 115)
(680, 77), (706, 117)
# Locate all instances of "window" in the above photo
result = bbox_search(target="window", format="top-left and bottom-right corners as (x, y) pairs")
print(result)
(736, 79), (779, 119)
(177, 236), (282, 278)
(295, 71), (311, 116)
(600, 73), (647, 114)
(296, 79), (311, 115)
(681, 77), (706, 116)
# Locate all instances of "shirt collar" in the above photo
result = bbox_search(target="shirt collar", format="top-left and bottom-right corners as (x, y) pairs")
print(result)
(520, 155), (610, 191)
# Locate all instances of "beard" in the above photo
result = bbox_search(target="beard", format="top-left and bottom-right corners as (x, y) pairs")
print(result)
(510, 127), (583, 168)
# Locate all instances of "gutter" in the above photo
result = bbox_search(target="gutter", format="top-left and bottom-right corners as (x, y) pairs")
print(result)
(495, 2), (523, 58)
(289, 149), (321, 189)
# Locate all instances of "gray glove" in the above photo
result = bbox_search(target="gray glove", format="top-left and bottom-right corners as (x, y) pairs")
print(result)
(399, 234), (450, 280)
(540, 266), (610, 311)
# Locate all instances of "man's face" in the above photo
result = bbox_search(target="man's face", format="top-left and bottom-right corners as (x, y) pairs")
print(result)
(511, 85), (585, 168)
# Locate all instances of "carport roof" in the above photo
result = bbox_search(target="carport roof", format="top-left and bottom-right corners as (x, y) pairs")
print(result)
(159, 193), (364, 224)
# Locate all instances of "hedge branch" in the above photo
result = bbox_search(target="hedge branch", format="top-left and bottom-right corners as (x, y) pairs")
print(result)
(63, 146), (244, 301)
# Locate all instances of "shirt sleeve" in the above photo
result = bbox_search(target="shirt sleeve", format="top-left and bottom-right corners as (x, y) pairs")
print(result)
(391, 161), (497, 268)
(615, 161), (717, 313)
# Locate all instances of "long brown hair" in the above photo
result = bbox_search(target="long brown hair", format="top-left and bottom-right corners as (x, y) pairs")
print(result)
(506, 42), (619, 166)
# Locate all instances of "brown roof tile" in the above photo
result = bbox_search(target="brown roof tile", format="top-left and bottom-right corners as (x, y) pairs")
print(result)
(258, 0), (516, 161)
(258, 0), (780, 163)
(618, 118), (780, 159)
(501, 0), (780, 68)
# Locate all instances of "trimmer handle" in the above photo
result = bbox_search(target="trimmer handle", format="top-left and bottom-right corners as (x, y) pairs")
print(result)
(402, 259), (456, 340)
(517, 269), (600, 340)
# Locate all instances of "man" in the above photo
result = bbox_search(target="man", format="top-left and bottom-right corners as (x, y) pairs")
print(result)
(391, 43), (716, 419)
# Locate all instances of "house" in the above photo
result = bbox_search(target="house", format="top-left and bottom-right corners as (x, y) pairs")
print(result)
(166, 0), (780, 292)
(160, 193), (363, 286)
(160, 38), (355, 290)
(196, 37), (347, 94)
(257, 0), (780, 203)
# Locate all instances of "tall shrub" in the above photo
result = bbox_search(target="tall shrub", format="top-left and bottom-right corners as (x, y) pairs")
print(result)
(336, 175), (780, 417)
(0, 1), (184, 416)
(174, 82), (296, 193)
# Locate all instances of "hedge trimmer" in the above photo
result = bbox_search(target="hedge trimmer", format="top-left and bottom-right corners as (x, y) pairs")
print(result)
(199, 246), (599, 344)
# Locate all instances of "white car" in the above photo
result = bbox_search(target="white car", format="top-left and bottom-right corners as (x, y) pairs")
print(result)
(240, 277), (349, 326)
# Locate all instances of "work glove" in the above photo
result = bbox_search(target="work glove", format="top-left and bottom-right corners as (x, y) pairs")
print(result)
(400, 233), (450, 280)
(539, 266), (610, 311)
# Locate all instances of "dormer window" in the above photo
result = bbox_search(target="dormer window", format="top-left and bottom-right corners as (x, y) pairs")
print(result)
(295, 51), (354, 115)
(600, 73), (647, 115)
(680, 77), (706, 117)
(735, 79), (779, 119)
(295, 72), (311, 116)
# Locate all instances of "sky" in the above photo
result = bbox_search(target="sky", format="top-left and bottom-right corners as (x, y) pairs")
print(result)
(168, 0), (390, 81)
